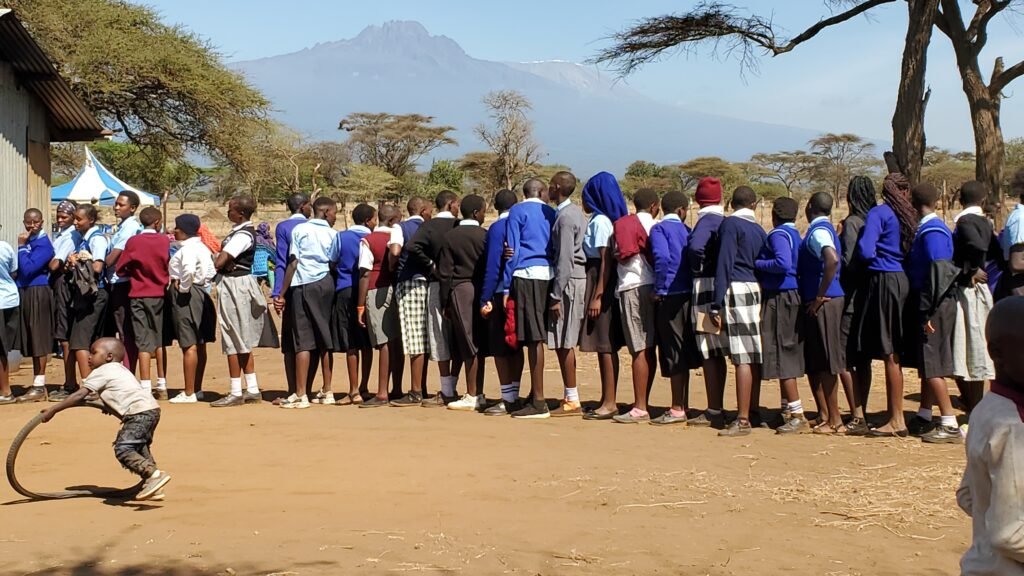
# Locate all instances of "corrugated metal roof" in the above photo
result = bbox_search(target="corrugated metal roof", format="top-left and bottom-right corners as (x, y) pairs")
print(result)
(0, 9), (107, 142)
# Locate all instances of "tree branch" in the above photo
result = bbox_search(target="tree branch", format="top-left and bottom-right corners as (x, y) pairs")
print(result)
(991, 57), (1024, 97)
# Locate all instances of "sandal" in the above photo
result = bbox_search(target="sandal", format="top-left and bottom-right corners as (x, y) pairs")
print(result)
(812, 422), (837, 435)
(337, 392), (363, 406)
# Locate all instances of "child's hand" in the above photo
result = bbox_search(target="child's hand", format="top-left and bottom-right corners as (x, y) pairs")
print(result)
(357, 305), (366, 327)
(17, 232), (30, 246)
(925, 320), (936, 334)
(40, 408), (54, 423)
(710, 310), (722, 329)
(502, 245), (514, 260)
(481, 302), (493, 318)
(549, 300), (561, 322)
(587, 296), (602, 319)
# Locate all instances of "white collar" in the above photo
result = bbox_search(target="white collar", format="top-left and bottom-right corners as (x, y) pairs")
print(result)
(636, 212), (655, 224)
(557, 199), (572, 211)
(436, 211), (455, 219)
(810, 216), (830, 225)
(919, 212), (939, 227)
(662, 214), (681, 223)
(140, 229), (157, 234)
(307, 218), (330, 227)
(954, 205), (984, 224)
(231, 220), (253, 232)
(182, 236), (203, 246)
(288, 213), (307, 221)
(406, 215), (424, 222)
(698, 205), (724, 217)
(373, 225), (393, 232)
(348, 224), (371, 234)
(459, 220), (481, 227)
(523, 198), (544, 205)
(732, 208), (756, 222)
(781, 222), (798, 229)
(498, 212), (510, 220)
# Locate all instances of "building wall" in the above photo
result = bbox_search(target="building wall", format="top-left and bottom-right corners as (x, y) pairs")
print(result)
(0, 60), (50, 246)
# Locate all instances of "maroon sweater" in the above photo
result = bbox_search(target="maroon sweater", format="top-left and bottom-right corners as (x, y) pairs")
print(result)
(116, 231), (170, 298)
(613, 213), (653, 264)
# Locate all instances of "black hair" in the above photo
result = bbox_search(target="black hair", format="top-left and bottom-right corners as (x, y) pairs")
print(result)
(772, 197), (798, 222)
(959, 180), (987, 206)
(634, 188), (658, 211)
(352, 203), (376, 225)
(139, 206), (161, 227)
(552, 171), (577, 196)
(522, 178), (545, 199)
(494, 189), (517, 212)
(379, 203), (400, 224)
(76, 204), (100, 224)
(435, 190), (458, 211)
(230, 195), (256, 219)
(312, 196), (336, 213)
(661, 191), (688, 214)
(911, 183), (939, 208)
(461, 194), (486, 219)
(731, 186), (757, 209)
(23, 208), (43, 221)
(407, 196), (427, 216)
(847, 176), (877, 221)
(286, 193), (310, 214)
(118, 190), (140, 209)
(807, 192), (833, 217)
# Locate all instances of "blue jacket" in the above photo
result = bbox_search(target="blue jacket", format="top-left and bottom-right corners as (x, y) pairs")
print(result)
(334, 226), (370, 291)
(687, 212), (724, 279)
(857, 204), (905, 273)
(755, 224), (800, 295)
(907, 216), (953, 292)
(17, 232), (54, 288)
(798, 219), (844, 302)
(272, 215), (306, 298)
(712, 214), (766, 307)
(649, 217), (691, 296)
(480, 214), (510, 306)
(395, 217), (425, 283)
(502, 199), (556, 292)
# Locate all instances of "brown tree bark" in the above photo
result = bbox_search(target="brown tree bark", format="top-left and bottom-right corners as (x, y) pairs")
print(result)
(890, 0), (939, 184)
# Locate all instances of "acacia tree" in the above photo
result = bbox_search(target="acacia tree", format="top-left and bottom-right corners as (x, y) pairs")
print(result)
(459, 151), (506, 194)
(475, 90), (543, 190)
(338, 113), (456, 178)
(808, 134), (879, 197)
(750, 151), (818, 197)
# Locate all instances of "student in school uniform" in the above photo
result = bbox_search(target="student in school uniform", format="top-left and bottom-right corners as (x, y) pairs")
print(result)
(356, 204), (403, 408)
(610, 188), (659, 424)
(167, 214), (217, 404)
(997, 169), (1024, 300)
(755, 198), (806, 434)
(0, 237), (19, 405)
(798, 193), (848, 434)
(48, 200), (81, 402)
(709, 187), (768, 437)
(212, 195), (279, 408)
(649, 191), (700, 426)
(438, 195), (489, 411)
(479, 190), (525, 416)
(546, 171), (588, 417)
(272, 193), (312, 398)
(389, 197), (434, 407)
(67, 204), (110, 381)
(903, 184), (962, 444)
(504, 178), (557, 419)
(957, 296), (1024, 576)
(276, 196), (339, 409)
(115, 207), (170, 399)
(688, 177), (728, 428)
(331, 203), (375, 405)
(579, 173), (627, 421)
(855, 173), (918, 437)
(951, 181), (997, 415)
(14, 209), (54, 403)
(104, 191), (143, 369)
(406, 191), (462, 404)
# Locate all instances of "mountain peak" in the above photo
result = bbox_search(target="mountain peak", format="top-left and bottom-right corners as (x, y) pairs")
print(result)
(348, 20), (465, 59)
(355, 20), (429, 41)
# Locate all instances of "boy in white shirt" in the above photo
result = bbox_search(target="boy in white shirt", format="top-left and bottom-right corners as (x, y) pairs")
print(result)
(168, 214), (217, 404)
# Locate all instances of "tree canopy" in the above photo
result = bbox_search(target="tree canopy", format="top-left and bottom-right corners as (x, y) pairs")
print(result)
(475, 90), (543, 190)
(339, 113), (457, 178)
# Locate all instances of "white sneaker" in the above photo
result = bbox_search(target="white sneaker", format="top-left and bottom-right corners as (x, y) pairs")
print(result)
(280, 394), (310, 409)
(169, 392), (197, 404)
(447, 394), (483, 412)
(314, 391), (336, 405)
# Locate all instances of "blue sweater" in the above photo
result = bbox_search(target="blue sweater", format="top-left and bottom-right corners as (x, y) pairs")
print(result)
(798, 219), (844, 302)
(334, 226), (370, 291)
(502, 199), (556, 292)
(272, 215), (306, 298)
(755, 224), (800, 294)
(17, 232), (54, 288)
(649, 217), (691, 296)
(907, 216), (953, 292)
(480, 214), (510, 307)
(857, 204), (905, 273)
(687, 212), (724, 278)
(395, 217), (425, 283)
(712, 214), (767, 307)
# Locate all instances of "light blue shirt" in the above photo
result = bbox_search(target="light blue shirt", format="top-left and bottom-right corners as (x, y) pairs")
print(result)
(0, 242), (19, 309)
(79, 227), (110, 290)
(807, 217), (835, 259)
(108, 216), (143, 284)
(290, 219), (338, 286)
(583, 213), (613, 259)
(52, 226), (81, 262)
(1002, 203), (1024, 259)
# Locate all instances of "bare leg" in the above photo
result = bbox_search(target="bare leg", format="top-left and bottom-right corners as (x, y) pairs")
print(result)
(854, 361), (872, 418)
(359, 348), (372, 395)
(409, 354), (426, 394)
(319, 351), (333, 395)
(924, 377), (955, 417)
(594, 352), (619, 413)
(195, 344), (207, 393)
(138, 352), (152, 384)
(630, 348), (655, 412)
(839, 370), (858, 417)
(241, 352), (255, 376)
(0, 355), (9, 397)
(294, 351), (311, 397)
(735, 364), (753, 421)
(528, 343), (545, 400)
(346, 351), (359, 397)
(439, 359), (451, 379)
(555, 348), (577, 400)
(750, 365), (763, 419)
(669, 372), (688, 412)
(811, 376), (828, 424)
(61, 342), (77, 390)
(703, 356), (727, 411)
(182, 346), (198, 396)
(389, 343), (404, 396)
(75, 350), (93, 380)
(465, 354), (481, 397)
(156, 346), (167, 381)
(283, 352), (297, 395)
(226, 354), (242, 379)
(820, 373), (843, 429)
(875, 354), (907, 433)
(374, 344), (390, 400)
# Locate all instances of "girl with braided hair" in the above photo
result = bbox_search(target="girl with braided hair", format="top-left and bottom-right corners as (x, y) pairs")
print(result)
(852, 172), (915, 437)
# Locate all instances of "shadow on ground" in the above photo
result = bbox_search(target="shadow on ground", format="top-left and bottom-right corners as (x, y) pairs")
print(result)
(12, 555), (340, 576)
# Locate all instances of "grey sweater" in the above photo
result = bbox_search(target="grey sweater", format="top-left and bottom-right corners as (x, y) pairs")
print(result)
(550, 201), (587, 300)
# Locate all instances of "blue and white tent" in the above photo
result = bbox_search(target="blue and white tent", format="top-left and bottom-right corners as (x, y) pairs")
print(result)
(51, 148), (161, 206)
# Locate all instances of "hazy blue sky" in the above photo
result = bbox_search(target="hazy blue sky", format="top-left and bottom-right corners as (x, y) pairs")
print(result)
(143, 0), (1024, 151)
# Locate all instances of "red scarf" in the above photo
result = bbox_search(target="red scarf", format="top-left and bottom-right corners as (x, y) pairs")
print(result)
(991, 380), (1024, 422)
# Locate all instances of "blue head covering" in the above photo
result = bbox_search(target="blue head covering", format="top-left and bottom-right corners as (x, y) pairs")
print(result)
(582, 172), (628, 222)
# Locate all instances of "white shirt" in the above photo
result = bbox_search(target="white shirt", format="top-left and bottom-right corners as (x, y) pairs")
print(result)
(436, 211), (455, 219)
(221, 221), (255, 258)
(557, 199), (572, 211)
(290, 219), (339, 286)
(807, 216), (836, 259)
(698, 205), (725, 217)
(52, 226), (80, 262)
(616, 212), (656, 294)
(169, 237), (216, 292)
(732, 208), (757, 223)
(955, 205), (984, 224)
(108, 216), (143, 284)
(583, 213), (613, 259)
(388, 215), (423, 248)
(359, 225), (393, 271)
(84, 362), (160, 417)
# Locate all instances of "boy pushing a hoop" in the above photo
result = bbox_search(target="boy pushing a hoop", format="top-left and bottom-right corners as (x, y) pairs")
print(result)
(40, 338), (171, 501)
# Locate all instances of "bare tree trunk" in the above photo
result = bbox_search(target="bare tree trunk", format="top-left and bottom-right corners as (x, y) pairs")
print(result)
(969, 91), (1004, 207)
(890, 0), (938, 184)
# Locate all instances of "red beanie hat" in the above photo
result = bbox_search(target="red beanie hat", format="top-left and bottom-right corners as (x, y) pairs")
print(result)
(695, 177), (723, 207)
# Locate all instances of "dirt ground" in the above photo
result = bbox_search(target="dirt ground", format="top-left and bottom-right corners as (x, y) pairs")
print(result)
(0, 335), (970, 576)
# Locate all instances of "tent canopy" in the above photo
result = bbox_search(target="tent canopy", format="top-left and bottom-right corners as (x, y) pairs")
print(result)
(51, 148), (161, 206)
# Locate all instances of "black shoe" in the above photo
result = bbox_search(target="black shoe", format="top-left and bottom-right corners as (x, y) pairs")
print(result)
(360, 396), (389, 408)
(484, 400), (509, 416)
(921, 424), (963, 444)
(422, 393), (457, 408)
(844, 417), (870, 436)
(686, 413), (711, 427)
(389, 392), (422, 407)
(907, 416), (937, 437)
(511, 399), (550, 419)
(708, 411), (726, 430)
(718, 419), (752, 437)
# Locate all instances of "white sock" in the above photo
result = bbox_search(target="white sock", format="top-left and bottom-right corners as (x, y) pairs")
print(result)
(500, 383), (518, 403)
(917, 408), (933, 421)
(940, 415), (957, 427)
(141, 379), (152, 391)
(157, 378), (167, 390)
(229, 377), (243, 397)
(32, 375), (45, 387)
(787, 400), (804, 415)
(565, 387), (580, 403)
(244, 372), (259, 394)
(441, 376), (456, 397)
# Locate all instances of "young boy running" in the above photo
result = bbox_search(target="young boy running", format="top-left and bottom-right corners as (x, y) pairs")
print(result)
(15, 208), (54, 403)
(115, 207), (170, 398)
(332, 203), (375, 405)
(48, 200), (81, 401)
(650, 191), (700, 426)
(167, 214), (217, 404)
(41, 338), (171, 501)
(546, 172), (587, 416)
(710, 187), (767, 437)
(611, 188), (659, 424)
(0, 238), (19, 404)
(357, 204), (403, 408)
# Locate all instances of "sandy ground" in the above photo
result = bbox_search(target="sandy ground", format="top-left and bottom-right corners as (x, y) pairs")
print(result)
(0, 335), (970, 576)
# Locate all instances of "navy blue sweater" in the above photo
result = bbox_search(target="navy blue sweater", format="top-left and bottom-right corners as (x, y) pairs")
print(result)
(479, 214), (510, 307)
(797, 219), (844, 302)
(754, 224), (800, 294)
(907, 216), (953, 292)
(17, 232), (54, 289)
(712, 213), (767, 308)
(649, 216), (691, 296)
(502, 199), (556, 293)
(857, 204), (905, 273)
(687, 211), (724, 278)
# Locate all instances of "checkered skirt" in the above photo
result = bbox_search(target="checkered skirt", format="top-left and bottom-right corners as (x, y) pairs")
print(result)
(692, 277), (729, 359)
(396, 279), (429, 356)
(724, 281), (763, 366)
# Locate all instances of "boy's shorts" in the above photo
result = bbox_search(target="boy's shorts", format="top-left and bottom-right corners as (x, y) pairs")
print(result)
(366, 286), (398, 348)
(427, 281), (453, 362)
(130, 296), (164, 354)
(619, 284), (656, 354)
(547, 277), (586, 350)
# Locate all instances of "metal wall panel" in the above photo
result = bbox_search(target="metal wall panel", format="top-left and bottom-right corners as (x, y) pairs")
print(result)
(0, 61), (31, 246)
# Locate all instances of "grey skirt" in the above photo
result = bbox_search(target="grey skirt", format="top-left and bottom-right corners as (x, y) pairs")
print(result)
(215, 274), (279, 355)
